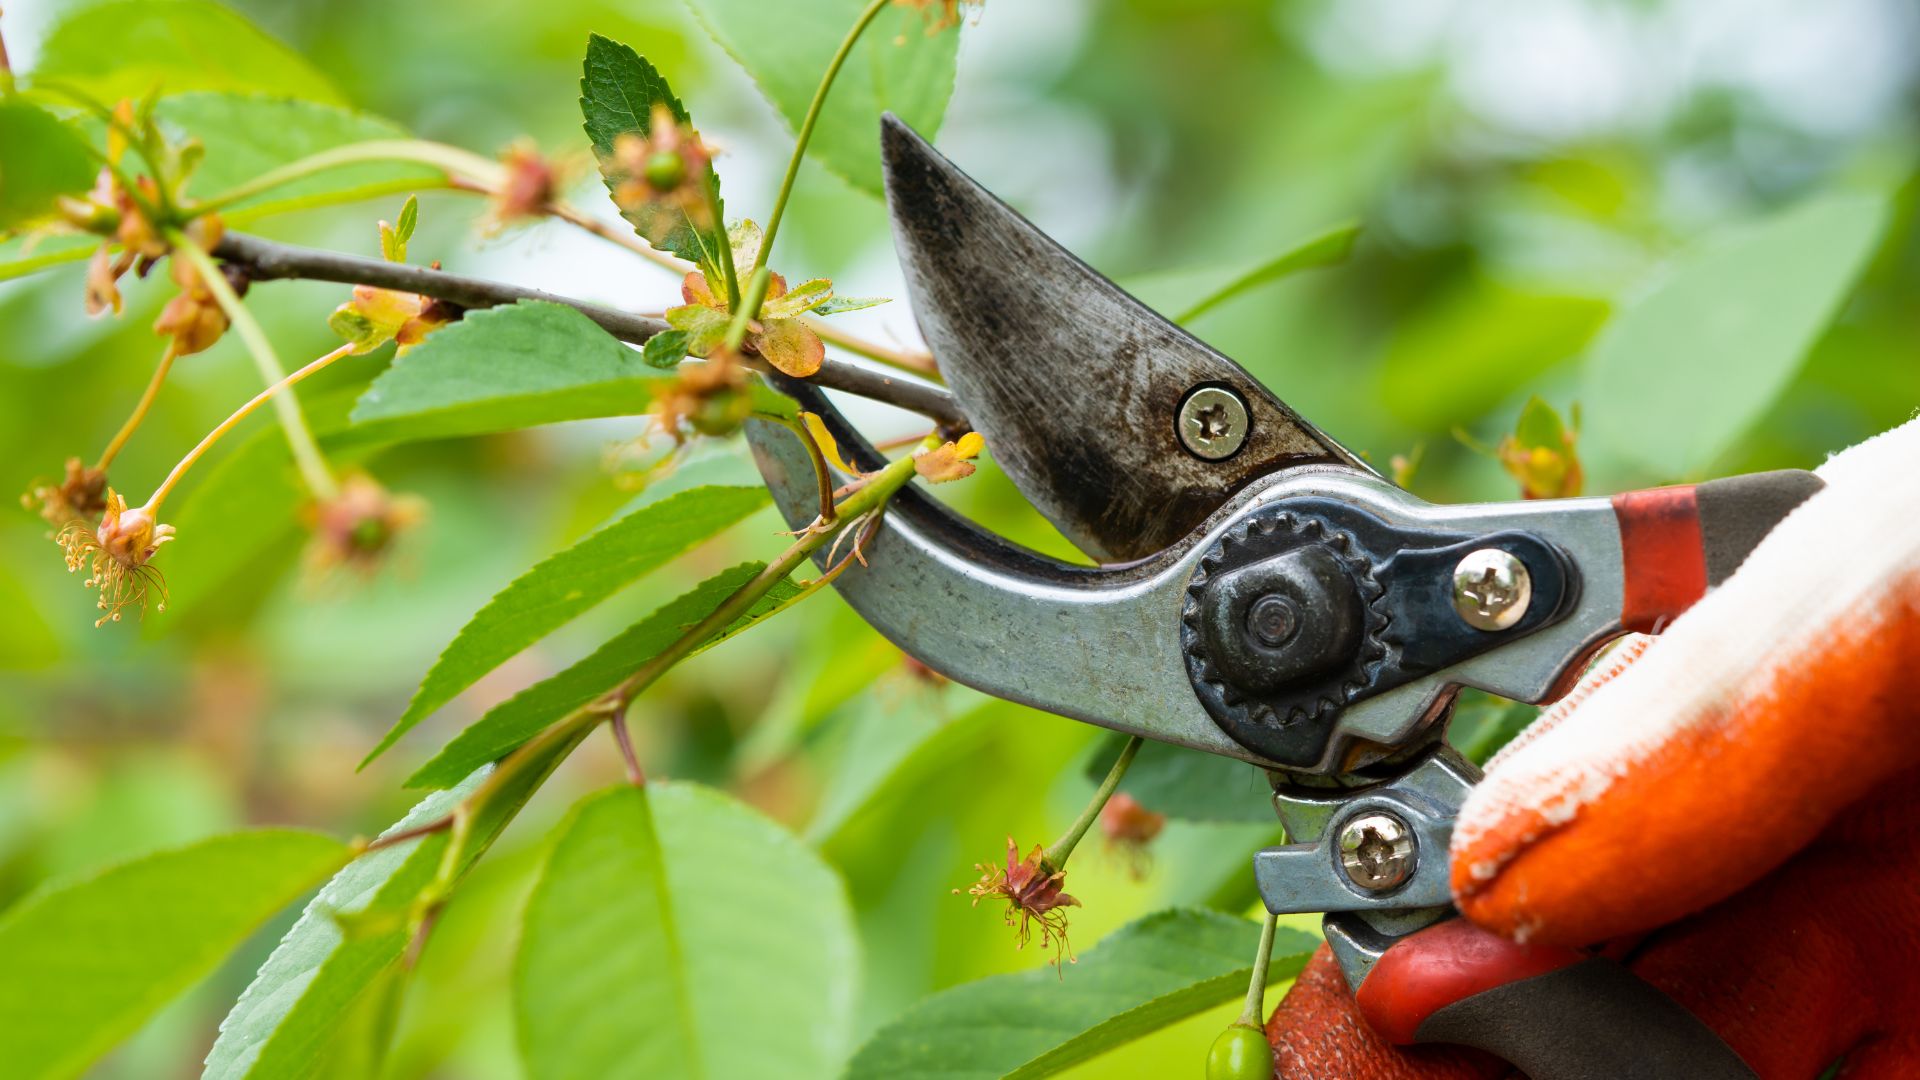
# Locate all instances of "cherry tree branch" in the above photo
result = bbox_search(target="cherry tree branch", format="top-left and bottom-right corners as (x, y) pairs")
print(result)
(212, 231), (967, 429)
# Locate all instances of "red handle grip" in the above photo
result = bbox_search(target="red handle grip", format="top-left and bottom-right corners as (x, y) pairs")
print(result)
(1613, 470), (1824, 633)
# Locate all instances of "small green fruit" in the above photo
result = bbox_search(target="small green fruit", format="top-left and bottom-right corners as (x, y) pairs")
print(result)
(645, 150), (687, 191)
(1207, 1022), (1272, 1080)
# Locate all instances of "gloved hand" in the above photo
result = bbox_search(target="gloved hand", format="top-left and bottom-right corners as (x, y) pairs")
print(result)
(1266, 416), (1920, 1079)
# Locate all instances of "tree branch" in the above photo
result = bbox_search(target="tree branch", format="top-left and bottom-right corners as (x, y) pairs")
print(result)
(212, 231), (967, 429)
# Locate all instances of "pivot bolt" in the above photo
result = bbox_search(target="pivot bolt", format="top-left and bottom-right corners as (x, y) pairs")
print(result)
(1337, 811), (1414, 893)
(1451, 548), (1531, 631)
(1177, 386), (1250, 461)
(1246, 594), (1299, 648)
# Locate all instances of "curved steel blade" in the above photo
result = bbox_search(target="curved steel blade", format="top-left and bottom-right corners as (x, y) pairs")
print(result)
(882, 115), (1367, 562)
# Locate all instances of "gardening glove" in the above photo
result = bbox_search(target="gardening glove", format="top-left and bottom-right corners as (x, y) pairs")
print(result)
(1266, 415), (1920, 1079)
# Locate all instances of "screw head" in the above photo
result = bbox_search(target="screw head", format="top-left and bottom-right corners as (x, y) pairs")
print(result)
(1246, 594), (1299, 648)
(1177, 386), (1250, 461)
(1337, 811), (1415, 892)
(1451, 548), (1532, 631)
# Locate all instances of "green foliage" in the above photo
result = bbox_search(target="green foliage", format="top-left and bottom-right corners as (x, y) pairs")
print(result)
(1184, 225), (1360, 323)
(642, 328), (693, 368)
(1583, 193), (1891, 478)
(578, 35), (726, 273)
(1376, 279), (1609, 433)
(384, 195), (420, 263)
(0, 101), (96, 233)
(0, 93), (430, 277)
(516, 783), (858, 1079)
(1084, 736), (1277, 823)
(683, 0), (959, 196)
(28, 0), (344, 105)
(408, 561), (802, 788)
(1125, 224), (1360, 324)
(0, 830), (348, 1080)
(847, 909), (1316, 1080)
(200, 792), (461, 1080)
(368, 485), (770, 764)
(348, 301), (665, 442)
(160, 94), (434, 214)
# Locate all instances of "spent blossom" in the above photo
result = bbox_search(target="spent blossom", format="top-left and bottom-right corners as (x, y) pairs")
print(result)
(960, 836), (1080, 970)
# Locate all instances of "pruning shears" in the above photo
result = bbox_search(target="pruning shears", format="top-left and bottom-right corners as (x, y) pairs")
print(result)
(746, 117), (1819, 1079)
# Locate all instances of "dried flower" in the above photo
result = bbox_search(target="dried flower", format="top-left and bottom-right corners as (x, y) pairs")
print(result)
(303, 473), (426, 577)
(486, 140), (574, 233)
(329, 285), (457, 355)
(56, 489), (173, 626)
(1099, 792), (1166, 879)
(153, 233), (239, 357)
(666, 232), (829, 380)
(604, 104), (716, 244)
(894, 0), (981, 32)
(652, 346), (753, 439)
(913, 431), (984, 483)
(22, 458), (109, 527)
(1496, 397), (1583, 500)
(959, 837), (1080, 970)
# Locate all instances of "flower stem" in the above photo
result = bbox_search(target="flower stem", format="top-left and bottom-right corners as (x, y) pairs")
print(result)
(752, 0), (892, 278)
(170, 235), (340, 502)
(195, 139), (505, 215)
(1237, 911), (1280, 1028)
(96, 343), (177, 471)
(1044, 735), (1143, 868)
(802, 316), (939, 379)
(724, 267), (774, 352)
(144, 344), (355, 515)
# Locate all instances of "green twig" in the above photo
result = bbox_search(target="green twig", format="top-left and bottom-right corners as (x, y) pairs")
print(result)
(194, 139), (505, 215)
(1044, 735), (1143, 867)
(170, 235), (338, 501)
(1237, 911), (1280, 1027)
(724, 267), (773, 352)
(752, 0), (892, 278)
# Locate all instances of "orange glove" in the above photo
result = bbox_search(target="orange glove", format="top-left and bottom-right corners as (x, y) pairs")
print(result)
(1267, 417), (1920, 1079)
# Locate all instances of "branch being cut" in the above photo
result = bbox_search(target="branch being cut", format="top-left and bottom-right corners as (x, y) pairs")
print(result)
(212, 231), (967, 429)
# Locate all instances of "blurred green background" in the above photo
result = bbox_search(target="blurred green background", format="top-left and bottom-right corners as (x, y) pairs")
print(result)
(2, 0), (1917, 1075)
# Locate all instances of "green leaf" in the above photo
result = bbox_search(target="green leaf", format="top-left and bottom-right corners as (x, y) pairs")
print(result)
(847, 909), (1317, 1080)
(409, 562), (800, 788)
(0, 101), (96, 232)
(366, 485), (770, 765)
(29, 0), (344, 105)
(206, 747), (584, 1080)
(806, 689), (997, 847)
(348, 301), (665, 443)
(812, 294), (890, 315)
(1125, 223), (1361, 324)
(682, 0), (960, 196)
(641, 328), (693, 369)
(516, 783), (858, 1080)
(0, 830), (348, 1080)
(1375, 278), (1608, 432)
(394, 195), (419, 246)
(1583, 192), (1890, 478)
(1514, 395), (1570, 449)
(1083, 735), (1279, 823)
(578, 35), (724, 271)
(665, 303), (732, 355)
